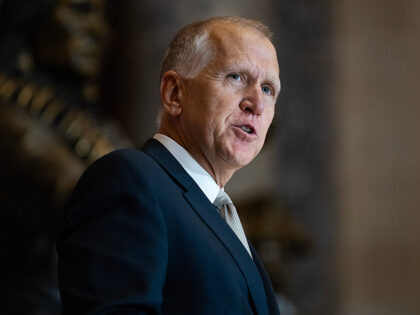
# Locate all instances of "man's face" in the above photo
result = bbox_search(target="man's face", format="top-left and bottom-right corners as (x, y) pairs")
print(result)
(179, 24), (280, 175)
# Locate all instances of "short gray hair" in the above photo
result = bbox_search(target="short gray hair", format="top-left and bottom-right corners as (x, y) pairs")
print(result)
(160, 16), (273, 79)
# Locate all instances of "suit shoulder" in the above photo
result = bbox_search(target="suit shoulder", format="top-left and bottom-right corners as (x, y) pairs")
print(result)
(99, 148), (152, 165)
(86, 148), (158, 176)
(71, 148), (161, 198)
(66, 148), (164, 220)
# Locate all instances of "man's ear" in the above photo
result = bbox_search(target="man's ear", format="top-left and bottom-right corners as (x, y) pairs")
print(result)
(160, 70), (184, 116)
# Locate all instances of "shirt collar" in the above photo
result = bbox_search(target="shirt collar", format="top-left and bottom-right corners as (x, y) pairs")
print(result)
(153, 133), (221, 203)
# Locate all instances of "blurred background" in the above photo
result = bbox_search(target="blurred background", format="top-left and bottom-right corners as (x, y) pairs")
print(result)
(0, 0), (418, 314)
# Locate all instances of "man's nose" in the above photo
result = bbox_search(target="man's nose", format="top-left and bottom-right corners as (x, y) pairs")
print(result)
(239, 85), (264, 116)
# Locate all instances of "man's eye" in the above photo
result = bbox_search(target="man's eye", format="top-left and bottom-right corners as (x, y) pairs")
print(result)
(228, 73), (241, 81)
(262, 85), (272, 95)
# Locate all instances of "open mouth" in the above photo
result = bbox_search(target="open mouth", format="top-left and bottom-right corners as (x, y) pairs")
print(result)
(236, 124), (256, 136)
(240, 126), (253, 134)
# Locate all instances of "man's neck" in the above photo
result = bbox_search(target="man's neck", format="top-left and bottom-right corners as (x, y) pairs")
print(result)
(153, 133), (221, 203)
(157, 125), (235, 187)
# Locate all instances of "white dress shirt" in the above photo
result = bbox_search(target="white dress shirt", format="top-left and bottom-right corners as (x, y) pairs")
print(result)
(153, 134), (221, 203)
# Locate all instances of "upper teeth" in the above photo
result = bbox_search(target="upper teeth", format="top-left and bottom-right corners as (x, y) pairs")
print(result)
(241, 126), (251, 133)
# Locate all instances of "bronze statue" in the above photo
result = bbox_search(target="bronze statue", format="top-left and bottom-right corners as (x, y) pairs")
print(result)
(0, 0), (131, 313)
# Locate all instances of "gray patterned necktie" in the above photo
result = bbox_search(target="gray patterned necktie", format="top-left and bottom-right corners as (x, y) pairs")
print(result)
(213, 190), (252, 257)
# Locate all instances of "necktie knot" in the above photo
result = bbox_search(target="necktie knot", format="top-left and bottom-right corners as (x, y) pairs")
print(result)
(213, 190), (233, 214)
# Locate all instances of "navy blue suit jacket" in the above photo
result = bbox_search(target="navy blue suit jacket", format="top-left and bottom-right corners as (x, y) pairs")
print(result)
(57, 139), (280, 315)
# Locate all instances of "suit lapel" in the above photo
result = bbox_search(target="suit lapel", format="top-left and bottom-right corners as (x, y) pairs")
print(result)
(249, 244), (281, 315)
(184, 190), (269, 315)
(141, 139), (269, 315)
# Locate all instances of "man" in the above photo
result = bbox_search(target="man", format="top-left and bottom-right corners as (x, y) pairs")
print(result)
(57, 16), (281, 314)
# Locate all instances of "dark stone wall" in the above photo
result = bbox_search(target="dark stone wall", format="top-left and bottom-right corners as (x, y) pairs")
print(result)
(273, 1), (334, 314)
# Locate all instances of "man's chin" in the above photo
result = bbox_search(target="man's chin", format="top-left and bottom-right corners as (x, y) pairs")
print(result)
(217, 142), (260, 169)
(232, 145), (261, 165)
(225, 152), (257, 170)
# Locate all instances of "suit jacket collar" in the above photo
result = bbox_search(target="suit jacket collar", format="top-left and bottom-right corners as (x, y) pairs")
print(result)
(141, 138), (270, 315)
